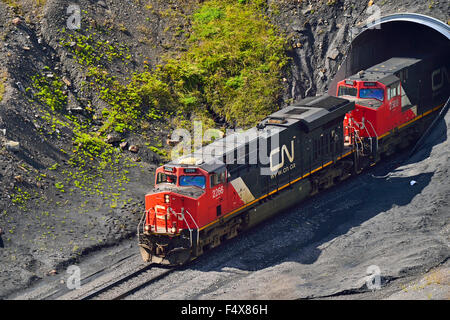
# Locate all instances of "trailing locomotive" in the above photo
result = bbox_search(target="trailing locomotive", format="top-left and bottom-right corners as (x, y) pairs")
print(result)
(336, 53), (449, 169)
(138, 53), (449, 265)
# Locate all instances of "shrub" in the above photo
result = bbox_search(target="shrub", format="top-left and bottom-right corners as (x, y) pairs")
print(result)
(0, 70), (5, 102)
(29, 73), (67, 112)
(158, 0), (289, 128)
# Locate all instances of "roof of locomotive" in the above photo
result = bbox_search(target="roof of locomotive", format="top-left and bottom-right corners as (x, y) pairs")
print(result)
(348, 57), (421, 85)
(169, 95), (354, 173)
(264, 95), (354, 132)
(147, 183), (205, 199)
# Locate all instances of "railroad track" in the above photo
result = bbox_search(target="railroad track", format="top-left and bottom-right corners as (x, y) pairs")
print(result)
(79, 264), (175, 300)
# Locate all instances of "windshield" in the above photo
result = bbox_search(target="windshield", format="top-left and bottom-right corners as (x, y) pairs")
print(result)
(338, 86), (357, 97)
(157, 173), (177, 184)
(179, 175), (206, 189)
(360, 88), (384, 101)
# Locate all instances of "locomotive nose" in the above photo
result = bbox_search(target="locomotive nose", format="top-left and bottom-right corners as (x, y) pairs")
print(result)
(145, 191), (184, 234)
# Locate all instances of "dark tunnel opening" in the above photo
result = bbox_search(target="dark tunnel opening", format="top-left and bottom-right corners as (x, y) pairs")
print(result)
(328, 17), (450, 95)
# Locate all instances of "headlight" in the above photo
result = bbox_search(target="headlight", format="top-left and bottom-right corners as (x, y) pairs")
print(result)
(164, 194), (170, 203)
(144, 225), (151, 232)
(171, 227), (176, 233)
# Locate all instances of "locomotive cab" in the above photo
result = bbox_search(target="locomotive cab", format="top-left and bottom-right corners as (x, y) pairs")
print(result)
(337, 57), (427, 146)
(138, 160), (235, 265)
(144, 165), (207, 235)
(337, 79), (386, 143)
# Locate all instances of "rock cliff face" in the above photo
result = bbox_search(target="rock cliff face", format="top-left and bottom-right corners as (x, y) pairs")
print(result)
(0, 0), (448, 297)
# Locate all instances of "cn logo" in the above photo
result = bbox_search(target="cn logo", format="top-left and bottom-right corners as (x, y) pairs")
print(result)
(155, 205), (166, 217)
(270, 140), (295, 172)
(431, 67), (448, 92)
(356, 116), (366, 130)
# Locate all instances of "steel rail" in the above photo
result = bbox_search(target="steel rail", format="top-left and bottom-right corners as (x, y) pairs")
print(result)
(80, 264), (175, 300)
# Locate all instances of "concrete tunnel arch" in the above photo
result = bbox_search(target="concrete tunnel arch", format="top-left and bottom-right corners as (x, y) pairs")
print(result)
(328, 13), (450, 96)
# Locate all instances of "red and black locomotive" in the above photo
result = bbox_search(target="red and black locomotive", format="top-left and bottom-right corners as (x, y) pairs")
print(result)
(138, 53), (449, 265)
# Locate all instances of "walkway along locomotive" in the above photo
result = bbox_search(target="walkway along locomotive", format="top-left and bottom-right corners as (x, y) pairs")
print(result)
(137, 54), (449, 265)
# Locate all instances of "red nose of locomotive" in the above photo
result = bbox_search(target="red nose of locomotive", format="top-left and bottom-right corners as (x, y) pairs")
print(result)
(138, 163), (211, 265)
(144, 192), (184, 235)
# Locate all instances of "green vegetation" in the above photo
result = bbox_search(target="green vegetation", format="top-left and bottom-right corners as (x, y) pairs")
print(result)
(160, 0), (289, 128)
(61, 0), (289, 133)
(1, 0), (47, 13)
(25, 41), (136, 210)
(29, 71), (67, 112)
(149, 145), (167, 157)
(58, 23), (171, 141)
(0, 75), (5, 102)
(54, 0), (289, 150)
(0, 0), (21, 8)
(54, 182), (65, 192)
(86, 68), (172, 135)
(11, 187), (31, 210)
(59, 30), (131, 68)
(0, 68), (6, 102)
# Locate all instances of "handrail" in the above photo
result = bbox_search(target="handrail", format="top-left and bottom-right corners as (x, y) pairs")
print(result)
(365, 119), (379, 157)
(141, 205), (200, 249)
(137, 210), (147, 238)
(185, 209), (200, 248)
(180, 210), (194, 248)
(352, 125), (364, 155)
(167, 207), (192, 247)
(167, 207), (199, 249)
(184, 209), (199, 230)
(351, 118), (378, 156)
(365, 119), (378, 140)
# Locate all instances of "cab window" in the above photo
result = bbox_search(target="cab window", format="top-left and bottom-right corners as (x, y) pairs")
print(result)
(179, 175), (206, 189)
(157, 172), (177, 185)
(210, 170), (226, 187)
(387, 82), (400, 100)
(338, 86), (357, 97)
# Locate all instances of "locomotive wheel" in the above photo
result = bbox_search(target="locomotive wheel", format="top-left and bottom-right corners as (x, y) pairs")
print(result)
(166, 247), (191, 266)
